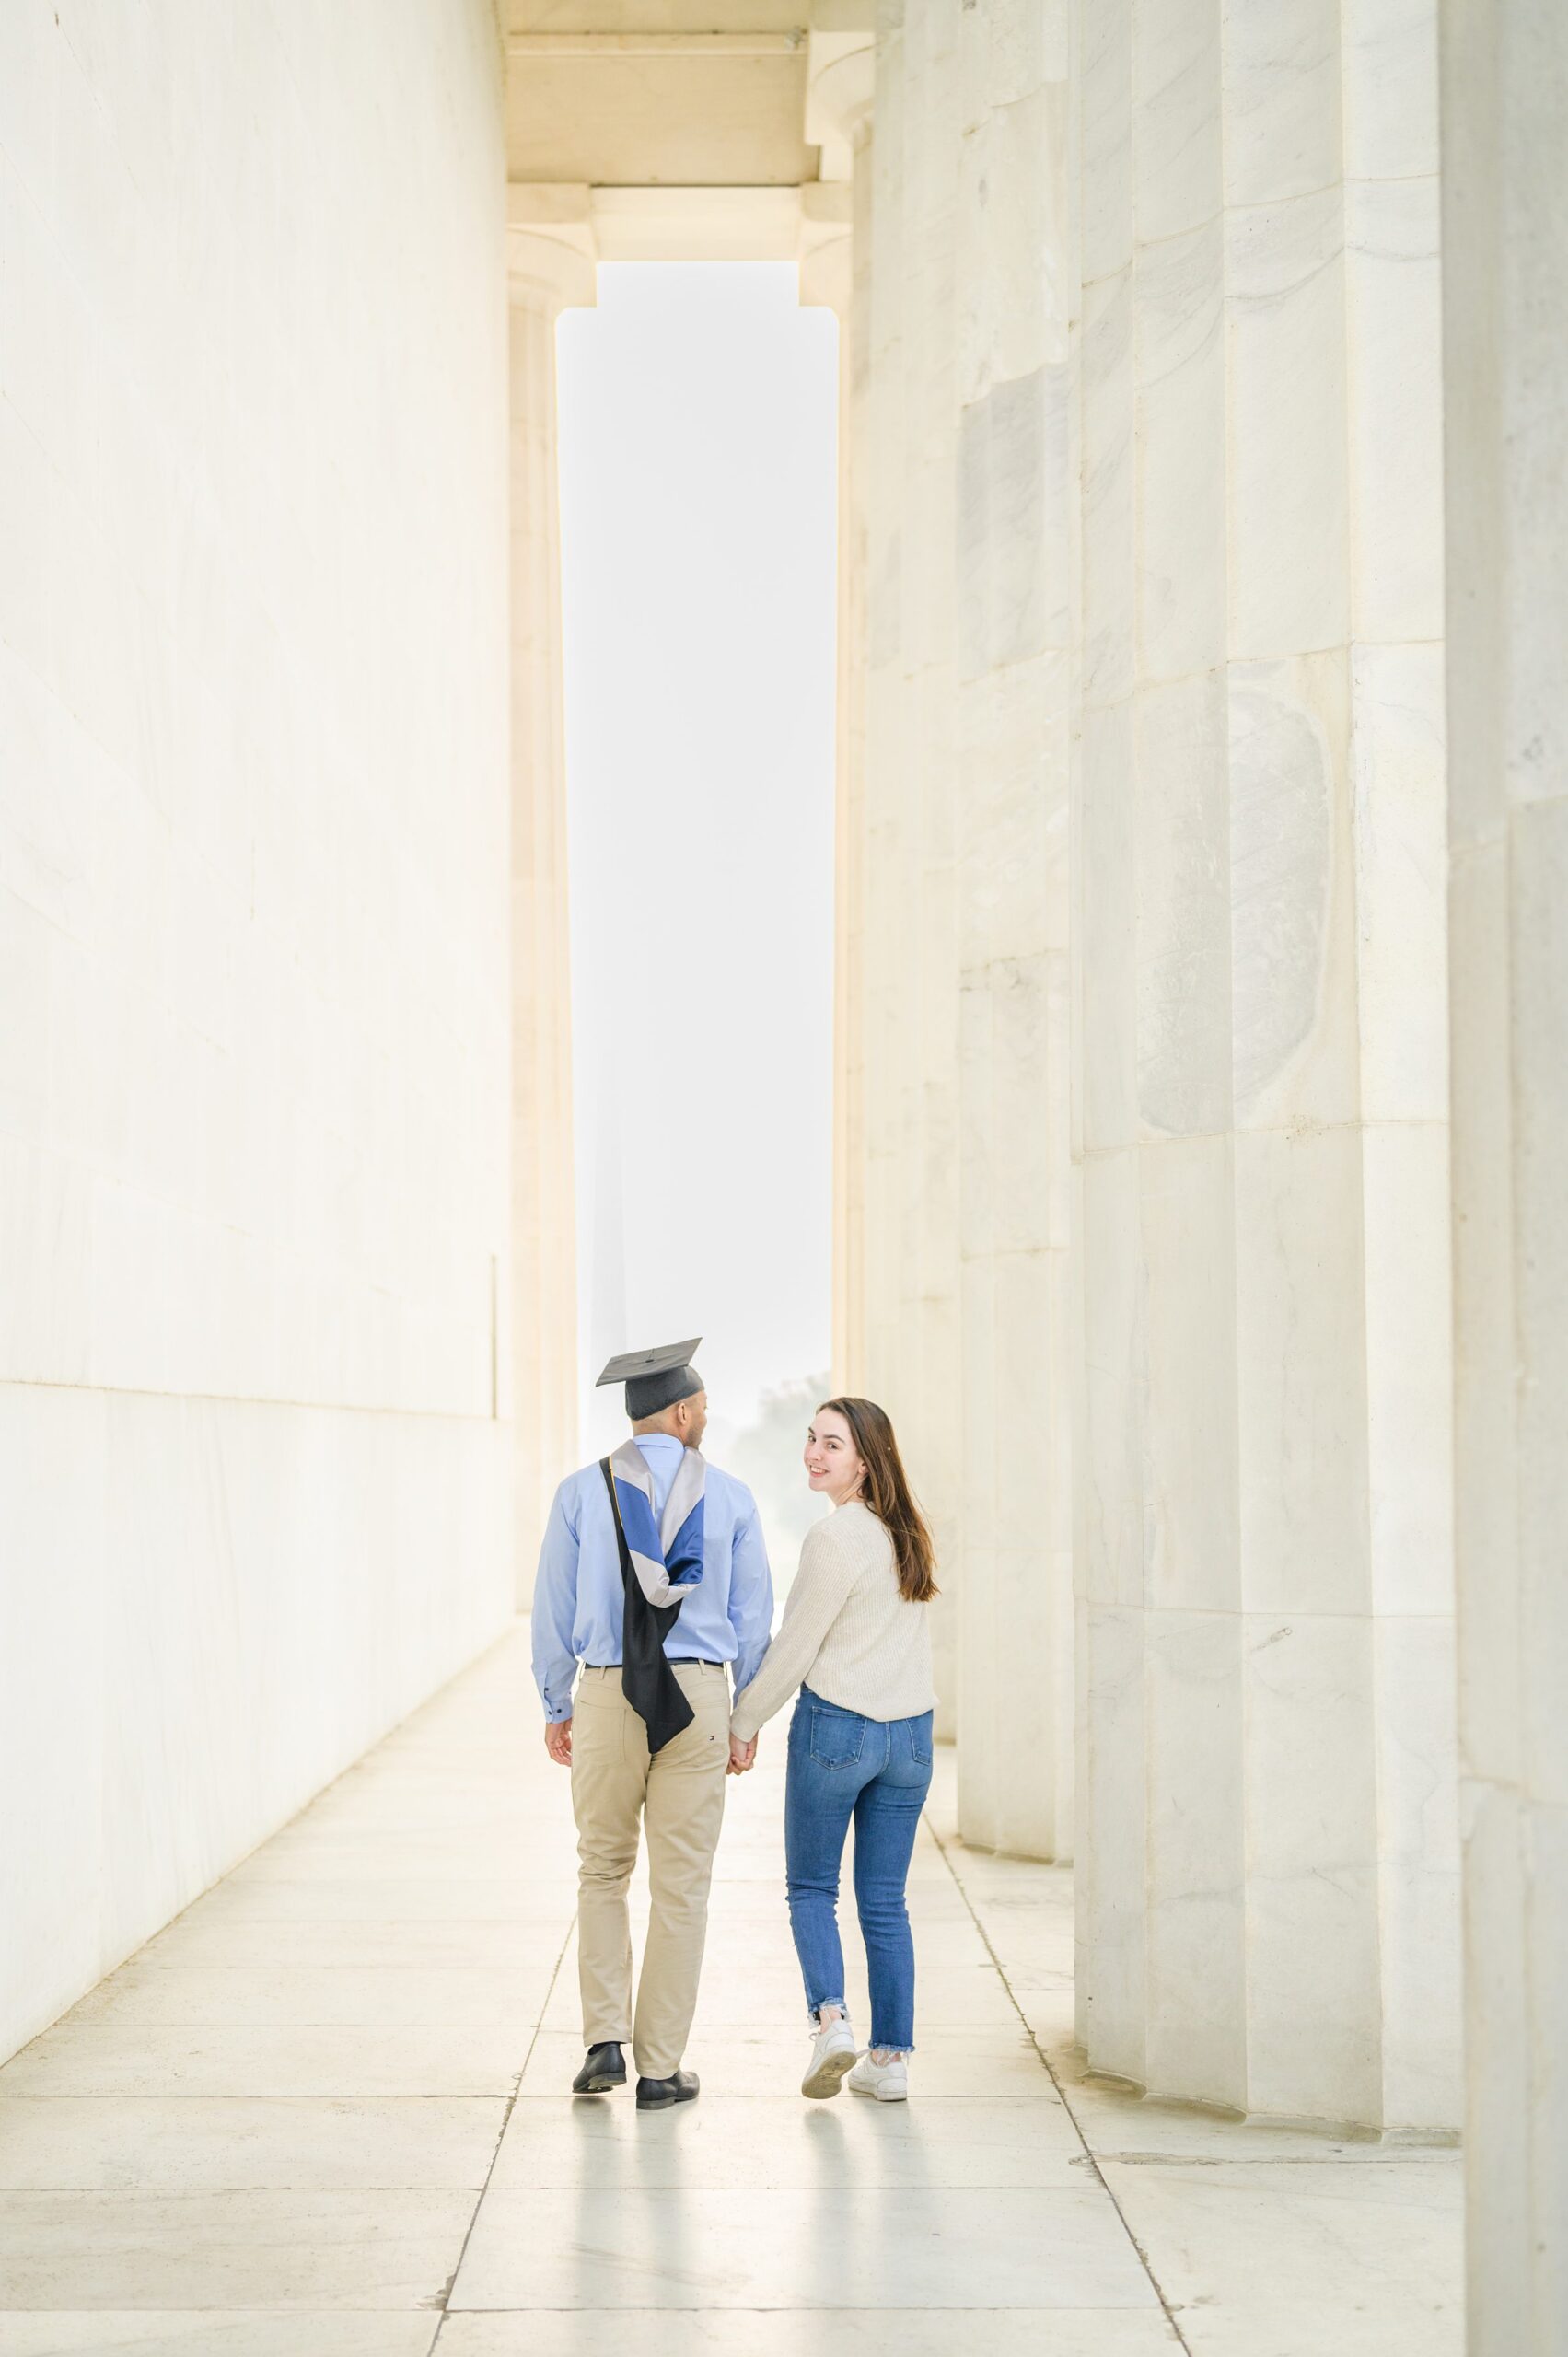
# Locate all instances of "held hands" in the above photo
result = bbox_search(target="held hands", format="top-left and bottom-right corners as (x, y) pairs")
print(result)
(548, 1715), (749, 1772)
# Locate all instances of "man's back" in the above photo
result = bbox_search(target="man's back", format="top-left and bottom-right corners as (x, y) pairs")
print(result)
(533, 1343), (775, 2107)
(531, 1443), (773, 1725)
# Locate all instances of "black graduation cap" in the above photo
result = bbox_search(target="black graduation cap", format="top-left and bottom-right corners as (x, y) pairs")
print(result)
(596, 1337), (704, 1420)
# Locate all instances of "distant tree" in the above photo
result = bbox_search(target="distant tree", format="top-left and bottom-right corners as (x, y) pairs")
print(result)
(725, 1371), (832, 1586)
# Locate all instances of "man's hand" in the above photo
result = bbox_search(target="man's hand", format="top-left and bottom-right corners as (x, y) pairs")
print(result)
(544, 1718), (573, 1766)
(727, 1733), (757, 1775)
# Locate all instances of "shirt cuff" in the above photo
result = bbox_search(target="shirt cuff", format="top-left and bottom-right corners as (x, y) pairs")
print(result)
(544, 1700), (574, 1723)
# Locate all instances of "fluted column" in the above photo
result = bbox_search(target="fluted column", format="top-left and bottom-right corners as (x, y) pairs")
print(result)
(858, 0), (964, 1731)
(507, 192), (596, 1604)
(844, 0), (1077, 1838)
(951, 0), (1074, 1860)
(1072, 0), (1459, 2127)
(1441, 5), (1568, 2340)
(805, 29), (875, 1399)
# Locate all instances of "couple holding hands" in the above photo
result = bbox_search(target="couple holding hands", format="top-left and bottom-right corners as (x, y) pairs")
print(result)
(530, 1339), (938, 2110)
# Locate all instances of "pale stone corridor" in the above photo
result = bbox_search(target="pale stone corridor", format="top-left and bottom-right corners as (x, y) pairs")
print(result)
(0, 1627), (1459, 2353)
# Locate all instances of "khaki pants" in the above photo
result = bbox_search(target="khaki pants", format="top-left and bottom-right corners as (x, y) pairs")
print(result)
(571, 1661), (730, 2079)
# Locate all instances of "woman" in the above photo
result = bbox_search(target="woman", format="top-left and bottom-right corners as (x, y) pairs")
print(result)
(729, 1396), (937, 2103)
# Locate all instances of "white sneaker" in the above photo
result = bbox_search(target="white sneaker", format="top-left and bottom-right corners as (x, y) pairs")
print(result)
(801, 2014), (859, 2100)
(847, 2050), (909, 2102)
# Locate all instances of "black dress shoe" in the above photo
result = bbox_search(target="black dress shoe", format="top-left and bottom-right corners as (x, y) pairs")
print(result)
(572, 2042), (626, 2095)
(636, 2068), (700, 2111)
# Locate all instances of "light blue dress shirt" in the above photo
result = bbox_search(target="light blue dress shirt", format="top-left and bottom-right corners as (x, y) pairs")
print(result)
(530, 1438), (774, 1723)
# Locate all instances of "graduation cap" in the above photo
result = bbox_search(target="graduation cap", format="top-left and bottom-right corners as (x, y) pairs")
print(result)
(596, 1337), (704, 1421)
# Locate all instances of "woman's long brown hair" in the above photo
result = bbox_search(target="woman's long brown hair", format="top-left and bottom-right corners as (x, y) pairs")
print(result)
(818, 1396), (939, 1604)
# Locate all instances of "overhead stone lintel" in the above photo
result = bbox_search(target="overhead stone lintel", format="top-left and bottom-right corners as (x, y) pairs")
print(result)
(799, 180), (854, 309)
(506, 183), (598, 309)
(507, 29), (807, 56)
(805, 26), (874, 182)
(584, 183), (805, 261)
(506, 179), (854, 269)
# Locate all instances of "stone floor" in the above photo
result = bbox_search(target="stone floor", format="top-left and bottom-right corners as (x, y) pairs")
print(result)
(0, 1625), (1463, 2354)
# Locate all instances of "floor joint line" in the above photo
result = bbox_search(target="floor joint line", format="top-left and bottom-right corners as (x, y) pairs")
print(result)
(426, 1908), (579, 2341)
(924, 1802), (1196, 2356)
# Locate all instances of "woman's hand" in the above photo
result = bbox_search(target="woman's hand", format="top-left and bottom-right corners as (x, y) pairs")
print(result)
(727, 1733), (758, 1775)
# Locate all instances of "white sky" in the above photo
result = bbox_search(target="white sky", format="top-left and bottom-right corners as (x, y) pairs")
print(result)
(557, 262), (839, 1461)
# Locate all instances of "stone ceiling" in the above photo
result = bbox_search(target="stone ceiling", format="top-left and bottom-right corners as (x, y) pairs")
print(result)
(503, 0), (870, 191)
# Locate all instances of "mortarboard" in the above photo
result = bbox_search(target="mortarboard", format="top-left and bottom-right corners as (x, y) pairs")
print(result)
(596, 1337), (704, 1421)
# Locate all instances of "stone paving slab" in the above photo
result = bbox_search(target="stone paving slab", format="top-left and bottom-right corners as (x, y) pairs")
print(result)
(448, 2183), (1160, 2311)
(67, 1965), (556, 2031)
(0, 2096), (506, 2191)
(1098, 2158), (1464, 2356)
(0, 2024), (530, 2100)
(488, 2093), (1088, 2189)
(137, 1918), (571, 1969)
(517, 2024), (1059, 2096)
(0, 2323), (439, 2356)
(435, 2322), (1180, 2357)
(0, 2188), (475, 2308)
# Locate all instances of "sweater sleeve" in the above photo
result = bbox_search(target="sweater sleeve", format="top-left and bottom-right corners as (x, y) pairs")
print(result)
(729, 1521), (855, 1740)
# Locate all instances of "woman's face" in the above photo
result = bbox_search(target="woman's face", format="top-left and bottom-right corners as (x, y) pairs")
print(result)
(804, 1408), (866, 1504)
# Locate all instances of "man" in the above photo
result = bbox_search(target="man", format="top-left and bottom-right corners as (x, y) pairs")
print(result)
(531, 1338), (772, 2110)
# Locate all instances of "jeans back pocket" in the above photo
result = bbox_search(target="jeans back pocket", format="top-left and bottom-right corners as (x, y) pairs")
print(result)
(807, 1696), (866, 1770)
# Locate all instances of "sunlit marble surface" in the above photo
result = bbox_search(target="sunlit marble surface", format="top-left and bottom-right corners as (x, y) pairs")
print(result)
(1071, 0), (1459, 2134)
(0, 1627), (1461, 2353)
(0, 0), (514, 2070)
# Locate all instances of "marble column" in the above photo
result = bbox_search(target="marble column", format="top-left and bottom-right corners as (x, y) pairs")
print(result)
(803, 29), (875, 1399)
(857, 0), (965, 1732)
(951, 0), (1074, 1860)
(849, 0), (1076, 1823)
(1441, 4), (1568, 2339)
(1072, 0), (1459, 2127)
(831, 160), (872, 1394)
(507, 194), (595, 1604)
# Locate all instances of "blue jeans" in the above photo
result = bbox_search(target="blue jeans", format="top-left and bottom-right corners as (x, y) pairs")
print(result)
(784, 1686), (935, 2053)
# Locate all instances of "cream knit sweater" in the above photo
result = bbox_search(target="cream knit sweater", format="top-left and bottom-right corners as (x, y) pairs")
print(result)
(729, 1499), (935, 1740)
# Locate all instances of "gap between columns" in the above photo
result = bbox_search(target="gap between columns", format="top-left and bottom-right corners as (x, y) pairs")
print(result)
(924, 1811), (1197, 2356)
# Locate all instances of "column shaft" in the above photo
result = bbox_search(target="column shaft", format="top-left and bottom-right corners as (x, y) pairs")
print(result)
(859, 0), (965, 1731)
(1441, 1), (1568, 2339)
(951, 0), (1075, 1860)
(852, 0), (1075, 1838)
(508, 231), (593, 1601)
(1072, 0), (1458, 2125)
(831, 137), (873, 1396)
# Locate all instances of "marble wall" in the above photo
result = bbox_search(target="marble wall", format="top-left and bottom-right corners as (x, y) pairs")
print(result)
(1442, 0), (1568, 2338)
(1070, 0), (1458, 2128)
(0, 0), (515, 2062)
